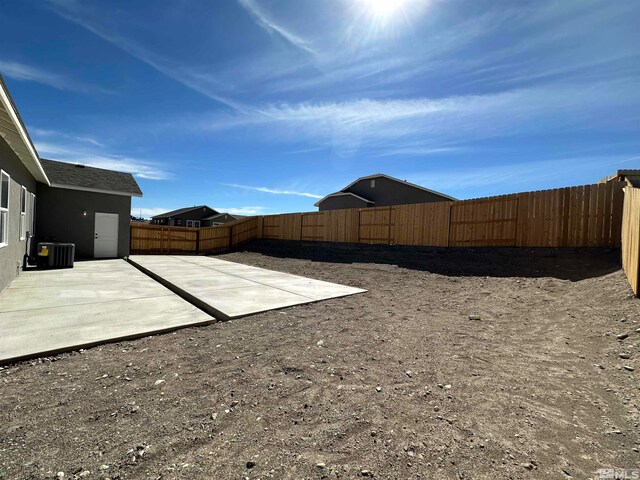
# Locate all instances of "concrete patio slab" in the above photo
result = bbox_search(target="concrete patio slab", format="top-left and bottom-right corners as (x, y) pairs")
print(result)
(0, 260), (213, 365)
(128, 255), (366, 319)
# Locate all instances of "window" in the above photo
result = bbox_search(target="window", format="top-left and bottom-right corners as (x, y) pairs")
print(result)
(0, 170), (9, 247)
(371, 179), (376, 188)
(176, 219), (183, 226)
(186, 220), (201, 228)
(20, 186), (27, 240)
(29, 193), (36, 237)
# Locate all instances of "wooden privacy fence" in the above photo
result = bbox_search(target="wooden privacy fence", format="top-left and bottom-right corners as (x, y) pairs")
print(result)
(131, 216), (261, 255)
(622, 187), (640, 296)
(131, 182), (625, 254)
(258, 182), (624, 248)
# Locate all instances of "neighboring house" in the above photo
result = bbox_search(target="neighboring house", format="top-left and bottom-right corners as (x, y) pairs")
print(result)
(202, 212), (245, 227)
(37, 159), (142, 259)
(315, 173), (456, 211)
(0, 75), (142, 291)
(151, 205), (218, 227)
(599, 170), (640, 188)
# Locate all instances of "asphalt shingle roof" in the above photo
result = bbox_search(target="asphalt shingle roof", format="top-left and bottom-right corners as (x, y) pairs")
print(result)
(40, 159), (142, 196)
(152, 205), (215, 219)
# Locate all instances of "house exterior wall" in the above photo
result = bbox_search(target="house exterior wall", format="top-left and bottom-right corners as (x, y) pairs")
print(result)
(203, 214), (239, 226)
(36, 185), (131, 259)
(347, 177), (450, 207)
(152, 207), (217, 226)
(318, 195), (370, 211)
(0, 137), (37, 291)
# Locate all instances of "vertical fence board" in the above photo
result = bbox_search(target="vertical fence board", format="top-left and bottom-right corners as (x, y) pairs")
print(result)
(622, 187), (640, 296)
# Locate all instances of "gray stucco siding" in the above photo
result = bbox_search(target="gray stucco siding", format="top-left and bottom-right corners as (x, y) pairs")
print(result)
(318, 195), (370, 211)
(35, 185), (131, 259)
(0, 138), (37, 291)
(347, 177), (450, 206)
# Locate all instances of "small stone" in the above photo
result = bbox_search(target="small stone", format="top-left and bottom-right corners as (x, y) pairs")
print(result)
(211, 412), (218, 420)
(434, 406), (440, 412)
(99, 465), (109, 470)
(246, 461), (256, 469)
(617, 333), (629, 340)
(78, 472), (90, 478)
(444, 384), (452, 389)
(375, 386), (382, 392)
(56, 472), (64, 479)
(469, 315), (481, 321)
(316, 462), (326, 469)
(623, 365), (634, 372)
(316, 340), (324, 346)
(361, 469), (371, 477)
(522, 462), (534, 470)
(154, 379), (165, 386)
(405, 370), (413, 378)
(620, 353), (631, 359)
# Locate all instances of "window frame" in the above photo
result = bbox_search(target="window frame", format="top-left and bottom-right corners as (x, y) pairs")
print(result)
(19, 185), (27, 241)
(0, 170), (10, 248)
(186, 220), (201, 228)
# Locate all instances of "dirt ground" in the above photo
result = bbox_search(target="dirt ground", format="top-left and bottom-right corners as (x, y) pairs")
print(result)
(1, 241), (639, 480)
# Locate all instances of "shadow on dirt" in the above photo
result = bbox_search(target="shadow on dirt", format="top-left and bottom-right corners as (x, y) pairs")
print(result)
(234, 239), (621, 282)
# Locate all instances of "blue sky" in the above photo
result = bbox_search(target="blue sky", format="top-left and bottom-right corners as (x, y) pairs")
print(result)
(1, 0), (639, 216)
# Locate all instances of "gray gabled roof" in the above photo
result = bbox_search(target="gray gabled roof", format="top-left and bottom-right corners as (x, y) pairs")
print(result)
(202, 212), (246, 221)
(40, 158), (142, 197)
(152, 205), (216, 219)
(313, 191), (375, 207)
(341, 173), (457, 201)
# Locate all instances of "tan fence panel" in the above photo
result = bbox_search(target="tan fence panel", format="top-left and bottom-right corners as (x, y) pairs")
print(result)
(325, 208), (359, 243)
(230, 217), (260, 247)
(199, 225), (230, 253)
(262, 215), (282, 239)
(516, 183), (624, 247)
(359, 207), (392, 244)
(301, 212), (325, 241)
(130, 224), (198, 254)
(393, 202), (451, 246)
(450, 196), (519, 247)
(622, 187), (640, 296)
(280, 213), (302, 240)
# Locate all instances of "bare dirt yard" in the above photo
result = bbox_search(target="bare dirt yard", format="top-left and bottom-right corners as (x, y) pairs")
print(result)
(1, 241), (639, 480)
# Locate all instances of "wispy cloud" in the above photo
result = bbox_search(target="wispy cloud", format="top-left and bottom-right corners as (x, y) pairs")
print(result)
(131, 207), (169, 218)
(43, 0), (239, 108)
(237, 0), (315, 55)
(30, 128), (104, 148)
(199, 81), (639, 156)
(214, 206), (269, 215)
(34, 141), (169, 180)
(0, 59), (109, 94)
(224, 183), (323, 199)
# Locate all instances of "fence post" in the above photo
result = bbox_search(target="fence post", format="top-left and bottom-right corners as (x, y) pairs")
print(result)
(447, 202), (453, 247)
(228, 224), (233, 251)
(387, 206), (393, 245)
(195, 228), (200, 255)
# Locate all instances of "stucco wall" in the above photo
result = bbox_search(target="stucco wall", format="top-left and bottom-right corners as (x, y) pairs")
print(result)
(36, 185), (131, 259)
(318, 195), (370, 211)
(0, 138), (37, 291)
(348, 177), (451, 206)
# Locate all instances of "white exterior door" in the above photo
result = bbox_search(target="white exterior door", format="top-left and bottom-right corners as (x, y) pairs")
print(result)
(94, 213), (119, 258)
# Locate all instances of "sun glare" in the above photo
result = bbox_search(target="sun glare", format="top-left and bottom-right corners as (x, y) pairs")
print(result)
(358, 0), (413, 19)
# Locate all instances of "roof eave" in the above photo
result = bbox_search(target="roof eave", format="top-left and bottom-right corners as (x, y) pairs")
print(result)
(0, 76), (50, 185)
(49, 182), (143, 197)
